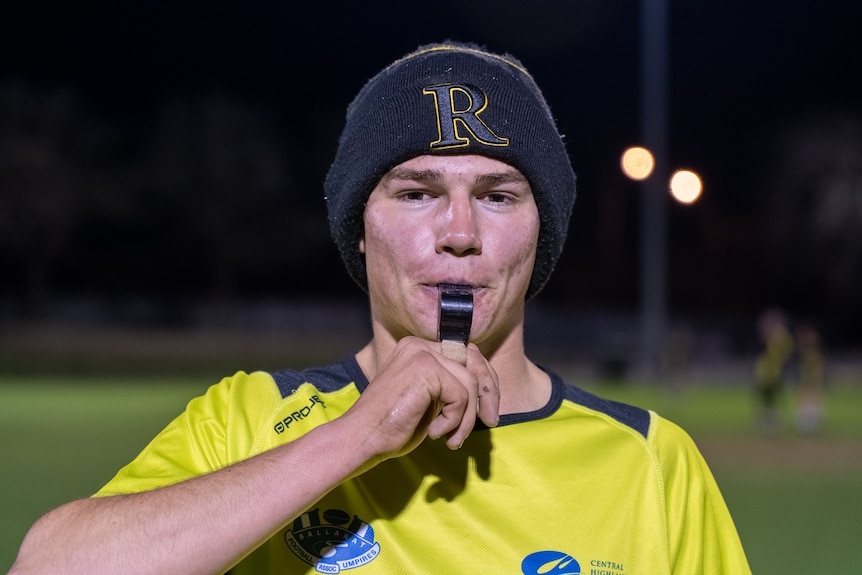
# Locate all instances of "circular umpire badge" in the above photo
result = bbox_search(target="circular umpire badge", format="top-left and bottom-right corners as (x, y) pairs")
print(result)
(285, 508), (380, 573)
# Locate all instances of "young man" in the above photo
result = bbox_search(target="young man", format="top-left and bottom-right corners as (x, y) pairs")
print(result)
(10, 42), (751, 575)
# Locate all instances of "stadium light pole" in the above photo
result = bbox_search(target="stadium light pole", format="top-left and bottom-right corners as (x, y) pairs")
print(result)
(638, 0), (669, 379)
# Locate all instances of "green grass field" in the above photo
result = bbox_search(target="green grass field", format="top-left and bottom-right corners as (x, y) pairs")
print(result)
(2, 375), (861, 573)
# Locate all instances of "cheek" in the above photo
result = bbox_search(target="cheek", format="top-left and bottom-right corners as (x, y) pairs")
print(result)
(504, 219), (540, 270)
(492, 221), (539, 298)
(363, 211), (426, 274)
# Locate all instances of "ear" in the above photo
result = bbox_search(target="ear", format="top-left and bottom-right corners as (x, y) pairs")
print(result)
(358, 235), (366, 254)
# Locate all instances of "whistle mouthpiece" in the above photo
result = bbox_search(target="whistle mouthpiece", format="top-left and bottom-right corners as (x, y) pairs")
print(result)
(438, 284), (473, 345)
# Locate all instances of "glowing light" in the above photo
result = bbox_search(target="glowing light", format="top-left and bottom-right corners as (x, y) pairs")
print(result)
(669, 170), (703, 204)
(620, 146), (655, 180)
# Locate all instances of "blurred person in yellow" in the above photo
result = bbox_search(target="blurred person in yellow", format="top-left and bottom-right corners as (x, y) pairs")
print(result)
(10, 42), (750, 575)
(794, 322), (825, 434)
(754, 308), (794, 434)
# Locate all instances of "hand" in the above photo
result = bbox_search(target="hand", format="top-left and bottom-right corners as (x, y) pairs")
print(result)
(344, 336), (500, 465)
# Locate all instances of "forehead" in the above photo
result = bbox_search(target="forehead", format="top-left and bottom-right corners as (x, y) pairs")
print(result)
(379, 154), (529, 186)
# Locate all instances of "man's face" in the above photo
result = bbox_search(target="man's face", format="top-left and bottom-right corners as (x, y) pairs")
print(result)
(360, 154), (540, 347)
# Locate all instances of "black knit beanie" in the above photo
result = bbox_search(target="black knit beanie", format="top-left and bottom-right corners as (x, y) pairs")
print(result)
(324, 41), (576, 300)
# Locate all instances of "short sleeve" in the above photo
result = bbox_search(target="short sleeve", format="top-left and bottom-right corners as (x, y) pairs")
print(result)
(651, 416), (752, 575)
(94, 371), (281, 497)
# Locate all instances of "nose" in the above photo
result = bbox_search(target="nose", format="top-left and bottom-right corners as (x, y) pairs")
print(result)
(436, 195), (482, 256)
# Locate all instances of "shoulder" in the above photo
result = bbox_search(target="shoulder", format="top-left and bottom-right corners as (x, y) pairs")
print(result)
(550, 372), (702, 455)
(549, 371), (652, 439)
(647, 411), (710, 470)
(191, 356), (366, 452)
(549, 374), (717, 487)
(185, 355), (365, 429)
(270, 354), (367, 398)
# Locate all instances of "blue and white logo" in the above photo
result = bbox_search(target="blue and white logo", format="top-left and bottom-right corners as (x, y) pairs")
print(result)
(286, 508), (380, 573)
(522, 550), (581, 575)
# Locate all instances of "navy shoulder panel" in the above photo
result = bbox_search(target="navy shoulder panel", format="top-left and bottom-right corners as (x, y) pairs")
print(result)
(557, 375), (651, 439)
(270, 355), (360, 398)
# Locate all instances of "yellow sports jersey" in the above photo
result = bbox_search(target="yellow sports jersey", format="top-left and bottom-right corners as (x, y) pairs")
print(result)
(97, 355), (751, 574)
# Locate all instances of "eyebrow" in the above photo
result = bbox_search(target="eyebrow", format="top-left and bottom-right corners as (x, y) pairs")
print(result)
(382, 166), (529, 187)
(382, 167), (442, 184)
(474, 171), (529, 187)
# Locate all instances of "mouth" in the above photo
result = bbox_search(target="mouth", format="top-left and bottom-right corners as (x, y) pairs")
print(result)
(436, 282), (473, 295)
(426, 280), (480, 294)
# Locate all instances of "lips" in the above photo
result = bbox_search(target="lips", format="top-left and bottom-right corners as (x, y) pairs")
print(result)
(436, 281), (472, 291)
(428, 281), (479, 293)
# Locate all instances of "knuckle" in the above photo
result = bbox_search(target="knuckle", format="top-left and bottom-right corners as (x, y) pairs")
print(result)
(411, 349), (440, 371)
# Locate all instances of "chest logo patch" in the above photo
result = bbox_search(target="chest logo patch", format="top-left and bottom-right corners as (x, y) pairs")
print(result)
(522, 550), (581, 575)
(285, 508), (380, 573)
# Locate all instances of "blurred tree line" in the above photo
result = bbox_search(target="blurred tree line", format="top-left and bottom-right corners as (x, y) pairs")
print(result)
(0, 80), (348, 321)
(761, 111), (862, 341)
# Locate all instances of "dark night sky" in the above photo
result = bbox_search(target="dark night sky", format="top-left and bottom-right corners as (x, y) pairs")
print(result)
(2, 1), (862, 336)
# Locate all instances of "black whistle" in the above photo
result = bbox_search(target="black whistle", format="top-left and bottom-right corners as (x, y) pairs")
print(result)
(438, 284), (474, 344)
